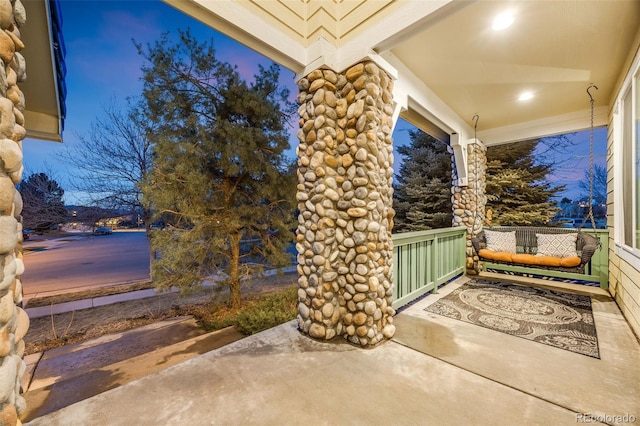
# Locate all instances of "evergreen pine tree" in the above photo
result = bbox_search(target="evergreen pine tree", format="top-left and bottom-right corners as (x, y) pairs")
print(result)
(485, 140), (563, 225)
(393, 130), (452, 232)
(137, 30), (296, 308)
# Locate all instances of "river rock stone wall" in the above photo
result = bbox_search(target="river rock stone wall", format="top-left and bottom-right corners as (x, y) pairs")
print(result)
(0, 0), (28, 423)
(295, 61), (396, 347)
(452, 141), (486, 275)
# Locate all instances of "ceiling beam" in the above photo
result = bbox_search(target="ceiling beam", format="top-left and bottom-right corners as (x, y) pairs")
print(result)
(476, 106), (609, 146)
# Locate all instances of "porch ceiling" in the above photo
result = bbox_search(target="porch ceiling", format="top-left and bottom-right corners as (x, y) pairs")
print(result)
(385, 0), (640, 144)
(165, 0), (640, 145)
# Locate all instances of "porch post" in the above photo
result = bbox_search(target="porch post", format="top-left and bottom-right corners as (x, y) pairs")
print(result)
(0, 0), (29, 421)
(452, 140), (487, 274)
(295, 61), (396, 347)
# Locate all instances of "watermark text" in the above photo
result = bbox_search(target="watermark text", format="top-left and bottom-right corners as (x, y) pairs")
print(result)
(576, 413), (636, 423)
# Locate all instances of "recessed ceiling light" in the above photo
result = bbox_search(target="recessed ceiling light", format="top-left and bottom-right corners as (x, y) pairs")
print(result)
(518, 91), (534, 101)
(492, 12), (514, 30)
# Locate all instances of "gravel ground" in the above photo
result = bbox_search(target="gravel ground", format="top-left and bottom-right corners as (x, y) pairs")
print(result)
(25, 272), (298, 355)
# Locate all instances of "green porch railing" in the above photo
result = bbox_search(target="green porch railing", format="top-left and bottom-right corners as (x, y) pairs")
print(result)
(392, 227), (467, 309)
(480, 229), (609, 289)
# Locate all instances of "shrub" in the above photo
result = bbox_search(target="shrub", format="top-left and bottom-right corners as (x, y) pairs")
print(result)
(192, 284), (298, 335)
(234, 285), (298, 335)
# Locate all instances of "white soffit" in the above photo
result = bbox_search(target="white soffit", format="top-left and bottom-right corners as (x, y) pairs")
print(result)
(163, 0), (308, 72)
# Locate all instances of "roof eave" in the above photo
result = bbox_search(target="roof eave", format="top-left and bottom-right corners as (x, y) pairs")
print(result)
(21, 0), (66, 143)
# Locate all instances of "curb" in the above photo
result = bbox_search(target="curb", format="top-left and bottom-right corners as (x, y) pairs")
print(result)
(24, 287), (172, 319)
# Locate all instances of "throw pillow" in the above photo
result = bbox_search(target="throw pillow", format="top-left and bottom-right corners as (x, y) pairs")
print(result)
(536, 233), (578, 258)
(484, 230), (517, 253)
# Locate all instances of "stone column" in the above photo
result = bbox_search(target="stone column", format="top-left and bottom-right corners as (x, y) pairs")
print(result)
(452, 140), (486, 275)
(295, 61), (396, 347)
(0, 0), (29, 423)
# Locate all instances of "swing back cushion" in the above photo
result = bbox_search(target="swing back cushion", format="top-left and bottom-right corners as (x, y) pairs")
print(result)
(536, 233), (578, 258)
(484, 230), (517, 253)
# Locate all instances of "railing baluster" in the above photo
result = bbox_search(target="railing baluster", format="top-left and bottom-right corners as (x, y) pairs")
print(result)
(392, 227), (467, 309)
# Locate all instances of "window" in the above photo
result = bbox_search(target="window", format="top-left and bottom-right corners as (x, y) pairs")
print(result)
(636, 72), (640, 248)
(622, 87), (633, 247)
(616, 51), (640, 260)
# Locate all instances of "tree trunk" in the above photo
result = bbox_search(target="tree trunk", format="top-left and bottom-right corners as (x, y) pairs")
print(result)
(143, 211), (155, 280)
(228, 232), (242, 308)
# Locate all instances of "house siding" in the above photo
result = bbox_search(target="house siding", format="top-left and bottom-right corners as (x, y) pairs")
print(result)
(607, 98), (640, 339)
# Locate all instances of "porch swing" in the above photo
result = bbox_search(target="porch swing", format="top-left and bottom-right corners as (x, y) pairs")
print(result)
(471, 85), (605, 286)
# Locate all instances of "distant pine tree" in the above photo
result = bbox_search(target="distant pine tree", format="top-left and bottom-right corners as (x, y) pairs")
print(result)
(485, 140), (563, 225)
(393, 130), (452, 232)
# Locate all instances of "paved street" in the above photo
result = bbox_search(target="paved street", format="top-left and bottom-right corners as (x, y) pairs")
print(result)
(22, 231), (151, 297)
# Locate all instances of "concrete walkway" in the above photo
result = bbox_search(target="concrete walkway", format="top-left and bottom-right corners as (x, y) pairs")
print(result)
(24, 275), (640, 425)
(22, 317), (245, 422)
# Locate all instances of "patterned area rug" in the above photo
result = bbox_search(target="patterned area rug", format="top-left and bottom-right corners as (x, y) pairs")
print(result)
(425, 278), (599, 358)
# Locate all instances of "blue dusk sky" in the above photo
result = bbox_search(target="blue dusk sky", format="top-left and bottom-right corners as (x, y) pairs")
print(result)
(22, 1), (605, 204)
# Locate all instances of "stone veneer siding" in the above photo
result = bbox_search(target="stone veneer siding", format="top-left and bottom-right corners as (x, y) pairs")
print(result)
(295, 61), (396, 347)
(452, 141), (487, 275)
(0, 0), (28, 424)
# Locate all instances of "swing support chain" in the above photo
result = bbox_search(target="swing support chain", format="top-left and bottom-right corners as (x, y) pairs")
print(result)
(581, 84), (602, 249)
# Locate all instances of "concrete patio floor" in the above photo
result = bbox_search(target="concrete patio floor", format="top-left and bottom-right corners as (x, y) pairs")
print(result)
(25, 274), (640, 426)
